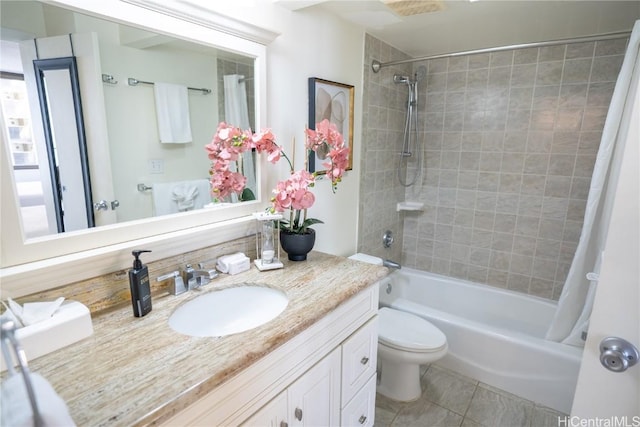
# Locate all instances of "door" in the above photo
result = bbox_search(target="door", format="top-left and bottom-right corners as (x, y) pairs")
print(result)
(570, 44), (640, 416)
(19, 33), (116, 233)
(288, 347), (341, 427)
(241, 391), (287, 427)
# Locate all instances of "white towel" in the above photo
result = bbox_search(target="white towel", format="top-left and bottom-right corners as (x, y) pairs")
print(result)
(172, 183), (198, 212)
(152, 179), (211, 216)
(1, 373), (76, 426)
(216, 252), (248, 274)
(153, 82), (192, 143)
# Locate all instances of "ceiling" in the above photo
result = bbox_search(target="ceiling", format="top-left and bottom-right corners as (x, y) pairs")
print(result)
(280, 1), (640, 59)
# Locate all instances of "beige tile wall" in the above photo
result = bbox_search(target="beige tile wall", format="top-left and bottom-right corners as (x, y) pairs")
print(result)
(360, 35), (627, 300)
(357, 34), (413, 262)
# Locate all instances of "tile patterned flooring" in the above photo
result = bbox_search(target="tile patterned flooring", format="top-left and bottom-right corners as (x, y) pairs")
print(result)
(375, 364), (567, 427)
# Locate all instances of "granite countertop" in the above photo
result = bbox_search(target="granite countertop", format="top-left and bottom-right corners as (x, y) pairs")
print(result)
(27, 252), (388, 426)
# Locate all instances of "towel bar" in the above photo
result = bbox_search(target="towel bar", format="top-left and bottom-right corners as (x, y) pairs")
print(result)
(128, 77), (211, 95)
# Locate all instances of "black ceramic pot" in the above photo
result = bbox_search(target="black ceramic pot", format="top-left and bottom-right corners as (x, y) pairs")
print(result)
(280, 228), (316, 261)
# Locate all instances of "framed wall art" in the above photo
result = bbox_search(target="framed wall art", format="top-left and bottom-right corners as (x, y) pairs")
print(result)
(308, 77), (354, 173)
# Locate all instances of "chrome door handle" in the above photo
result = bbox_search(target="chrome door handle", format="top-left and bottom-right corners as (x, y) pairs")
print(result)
(600, 337), (639, 372)
(110, 200), (120, 210)
(360, 356), (369, 365)
(93, 200), (108, 211)
(294, 408), (302, 421)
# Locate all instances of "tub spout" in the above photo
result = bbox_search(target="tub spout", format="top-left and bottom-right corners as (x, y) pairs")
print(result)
(383, 259), (401, 269)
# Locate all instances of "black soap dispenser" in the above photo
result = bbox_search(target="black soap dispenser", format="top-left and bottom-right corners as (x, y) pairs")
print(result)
(129, 249), (152, 317)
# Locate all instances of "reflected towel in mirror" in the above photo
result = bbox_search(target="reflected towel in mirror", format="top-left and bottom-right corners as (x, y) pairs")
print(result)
(172, 183), (199, 211)
(152, 179), (211, 216)
(154, 82), (192, 143)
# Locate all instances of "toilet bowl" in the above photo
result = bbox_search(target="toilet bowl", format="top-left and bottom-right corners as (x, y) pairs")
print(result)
(348, 253), (449, 401)
(377, 307), (448, 401)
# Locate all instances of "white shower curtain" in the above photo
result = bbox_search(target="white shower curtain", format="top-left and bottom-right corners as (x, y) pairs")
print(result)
(546, 20), (640, 346)
(223, 74), (256, 200)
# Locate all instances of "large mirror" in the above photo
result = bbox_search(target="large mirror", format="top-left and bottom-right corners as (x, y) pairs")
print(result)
(0, 0), (271, 268)
(1, 0), (257, 239)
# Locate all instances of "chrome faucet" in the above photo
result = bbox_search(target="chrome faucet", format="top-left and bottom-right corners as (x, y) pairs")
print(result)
(158, 263), (218, 295)
(192, 263), (218, 288)
(183, 263), (218, 290)
(157, 271), (187, 295)
(382, 259), (401, 269)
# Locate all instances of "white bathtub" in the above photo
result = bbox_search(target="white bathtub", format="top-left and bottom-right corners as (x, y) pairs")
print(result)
(379, 268), (583, 414)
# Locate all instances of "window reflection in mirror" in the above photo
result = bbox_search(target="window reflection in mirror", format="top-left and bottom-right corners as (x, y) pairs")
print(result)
(0, 0), (257, 239)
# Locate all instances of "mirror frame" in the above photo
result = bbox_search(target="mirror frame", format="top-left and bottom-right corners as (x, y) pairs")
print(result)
(1, 0), (277, 295)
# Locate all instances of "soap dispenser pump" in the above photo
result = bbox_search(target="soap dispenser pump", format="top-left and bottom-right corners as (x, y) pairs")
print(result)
(129, 249), (152, 317)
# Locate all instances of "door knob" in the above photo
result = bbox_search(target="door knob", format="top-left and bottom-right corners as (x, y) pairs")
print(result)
(93, 200), (108, 211)
(294, 408), (302, 421)
(111, 200), (120, 210)
(599, 337), (639, 372)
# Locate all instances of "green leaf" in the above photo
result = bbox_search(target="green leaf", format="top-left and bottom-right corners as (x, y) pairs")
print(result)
(302, 218), (323, 228)
(239, 188), (256, 201)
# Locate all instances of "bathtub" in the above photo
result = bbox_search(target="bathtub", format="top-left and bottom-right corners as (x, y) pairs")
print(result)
(378, 267), (583, 414)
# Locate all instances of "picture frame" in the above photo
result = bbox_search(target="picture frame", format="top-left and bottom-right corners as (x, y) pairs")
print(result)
(308, 77), (354, 174)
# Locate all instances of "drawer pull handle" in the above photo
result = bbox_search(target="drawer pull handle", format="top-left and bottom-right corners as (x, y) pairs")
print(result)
(359, 415), (367, 424)
(360, 356), (369, 365)
(295, 408), (303, 421)
(280, 422), (288, 427)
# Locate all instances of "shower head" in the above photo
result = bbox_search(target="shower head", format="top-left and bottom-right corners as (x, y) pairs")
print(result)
(414, 65), (427, 82)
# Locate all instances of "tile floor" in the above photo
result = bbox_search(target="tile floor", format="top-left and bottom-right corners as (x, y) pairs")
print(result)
(375, 364), (567, 427)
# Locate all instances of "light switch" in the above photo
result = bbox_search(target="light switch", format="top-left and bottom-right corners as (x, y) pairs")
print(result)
(149, 159), (164, 174)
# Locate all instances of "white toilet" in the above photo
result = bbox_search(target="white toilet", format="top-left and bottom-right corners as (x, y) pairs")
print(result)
(377, 307), (448, 401)
(348, 253), (448, 402)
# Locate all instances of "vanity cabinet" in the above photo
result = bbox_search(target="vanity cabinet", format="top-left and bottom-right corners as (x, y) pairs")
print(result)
(243, 347), (341, 426)
(340, 317), (378, 426)
(243, 317), (378, 427)
(162, 283), (380, 426)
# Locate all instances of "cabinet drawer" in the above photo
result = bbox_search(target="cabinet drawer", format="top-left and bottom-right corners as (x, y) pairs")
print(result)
(340, 374), (376, 427)
(341, 316), (377, 407)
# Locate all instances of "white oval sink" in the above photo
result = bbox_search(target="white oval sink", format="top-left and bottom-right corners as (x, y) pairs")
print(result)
(169, 285), (288, 337)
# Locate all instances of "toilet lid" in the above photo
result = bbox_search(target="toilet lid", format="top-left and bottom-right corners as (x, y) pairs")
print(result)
(378, 307), (447, 352)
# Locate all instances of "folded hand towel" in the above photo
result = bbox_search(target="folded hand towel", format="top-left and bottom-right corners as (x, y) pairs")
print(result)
(152, 179), (211, 216)
(154, 82), (192, 143)
(1, 373), (76, 426)
(172, 183), (199, 211)
(216, 253), (248, 274)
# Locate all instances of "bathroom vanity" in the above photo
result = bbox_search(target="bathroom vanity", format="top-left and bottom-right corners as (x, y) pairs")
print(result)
(25, 252), (387, 426)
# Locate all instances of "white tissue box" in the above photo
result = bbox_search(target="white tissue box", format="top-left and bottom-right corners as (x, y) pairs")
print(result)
(1, 301), (93, 372)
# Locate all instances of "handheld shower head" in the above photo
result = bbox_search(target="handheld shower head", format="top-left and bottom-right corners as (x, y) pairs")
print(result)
(414, 65), (427, 82)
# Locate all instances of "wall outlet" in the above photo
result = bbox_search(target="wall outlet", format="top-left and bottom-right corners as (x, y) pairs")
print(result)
(149, 159), (164, 174)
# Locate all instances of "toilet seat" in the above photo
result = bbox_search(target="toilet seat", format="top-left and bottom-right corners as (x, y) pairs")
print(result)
(378, 307), (447, 353)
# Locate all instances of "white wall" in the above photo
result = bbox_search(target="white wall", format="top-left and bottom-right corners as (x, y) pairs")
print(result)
(198, 2), (366, 257)
(71, 13), (218, 222)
